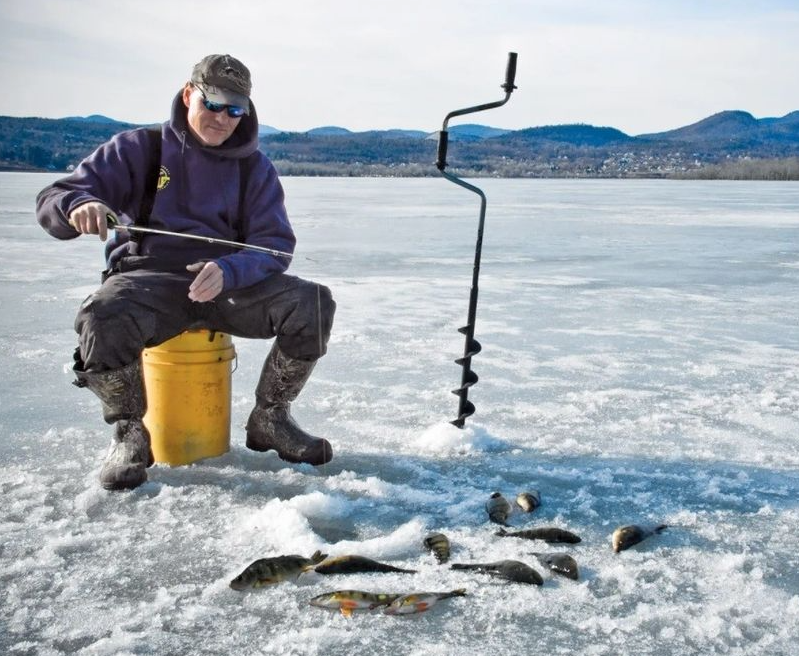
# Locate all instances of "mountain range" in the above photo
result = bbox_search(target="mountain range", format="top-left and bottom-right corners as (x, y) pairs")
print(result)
(1, 110), (797, 179)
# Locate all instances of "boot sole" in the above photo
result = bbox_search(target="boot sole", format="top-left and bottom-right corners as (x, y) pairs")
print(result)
(100, 471), (147, 491)
(246, 434), (333, 466)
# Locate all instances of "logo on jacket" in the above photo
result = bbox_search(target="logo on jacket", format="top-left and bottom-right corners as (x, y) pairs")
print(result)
(157, 166), (170, 191)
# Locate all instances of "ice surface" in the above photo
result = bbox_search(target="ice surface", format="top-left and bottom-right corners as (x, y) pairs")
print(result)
(1, 174), (798, 655)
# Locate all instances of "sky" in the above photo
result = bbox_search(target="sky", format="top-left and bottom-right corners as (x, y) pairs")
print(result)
(2, 0), (798, 135)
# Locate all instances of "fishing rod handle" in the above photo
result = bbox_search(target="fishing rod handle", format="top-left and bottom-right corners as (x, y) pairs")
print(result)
(502, 52), (518, 93)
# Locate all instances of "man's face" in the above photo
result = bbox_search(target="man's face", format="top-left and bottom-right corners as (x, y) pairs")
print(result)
(182, 84), (242, 147)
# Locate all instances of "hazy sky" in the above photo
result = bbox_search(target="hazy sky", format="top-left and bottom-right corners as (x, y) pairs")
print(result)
(2, 0), (798, 135)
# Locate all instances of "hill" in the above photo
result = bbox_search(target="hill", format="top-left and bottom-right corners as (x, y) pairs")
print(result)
(1, 111), (797, 178)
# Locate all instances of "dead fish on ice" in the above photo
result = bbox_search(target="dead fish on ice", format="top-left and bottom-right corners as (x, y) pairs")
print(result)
(423, 532), (451, 564)
(495, 527), (582, 544)
(531, 552), (580, 580)
(309, 589), (402, 617)
(314, 554), (417, 575)
(230, 550), (327, 590)
(515, 490), (541, 513)
(612, 524), (668, 553)
(486, 492), (512, 526)
(451, 559), (543, 585)
(384, 589), (468, 615)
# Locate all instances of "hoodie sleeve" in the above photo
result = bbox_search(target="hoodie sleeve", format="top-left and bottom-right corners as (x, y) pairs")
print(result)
(35, 128), (155, 240)
(214, 154), (297, 291)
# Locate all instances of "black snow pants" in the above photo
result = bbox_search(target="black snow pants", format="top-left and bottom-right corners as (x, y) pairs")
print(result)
(74, 258), (336, 372)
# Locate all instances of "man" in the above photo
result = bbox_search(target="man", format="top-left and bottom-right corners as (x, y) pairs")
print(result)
(36, 54), (335, 491)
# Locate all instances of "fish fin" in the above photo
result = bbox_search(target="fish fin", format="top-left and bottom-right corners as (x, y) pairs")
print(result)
(340, 607), (353, 618)
(495, 528), (508, 537)
(451, 588), (468, 597)
(416, 602), (430, 612)
(654, 524), (668, 533)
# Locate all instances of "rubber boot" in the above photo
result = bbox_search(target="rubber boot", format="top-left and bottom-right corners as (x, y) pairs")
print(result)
(245, 345), (332, 466)
(73, 359), (154, 490)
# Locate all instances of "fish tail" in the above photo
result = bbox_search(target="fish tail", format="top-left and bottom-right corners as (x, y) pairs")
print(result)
(445, 588), (468, 598)
(310, 550), (328, 564)
(654, 525), (668, 533)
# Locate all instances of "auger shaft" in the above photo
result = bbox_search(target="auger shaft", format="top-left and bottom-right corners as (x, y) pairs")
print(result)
(436, 52), (518, 427)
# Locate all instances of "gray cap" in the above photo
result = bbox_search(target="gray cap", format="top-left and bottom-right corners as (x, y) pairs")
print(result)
(191, 54), (252, 114)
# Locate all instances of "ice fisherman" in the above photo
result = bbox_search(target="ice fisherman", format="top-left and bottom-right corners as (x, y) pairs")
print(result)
(35, 54), (336, 491)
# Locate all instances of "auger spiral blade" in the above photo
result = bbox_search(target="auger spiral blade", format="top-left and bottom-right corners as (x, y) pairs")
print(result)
(451, 399), (476, 429)
(435, 52), (517, 428)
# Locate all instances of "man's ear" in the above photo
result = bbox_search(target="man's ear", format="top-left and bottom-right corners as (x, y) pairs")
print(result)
(182, 83), (193, 109)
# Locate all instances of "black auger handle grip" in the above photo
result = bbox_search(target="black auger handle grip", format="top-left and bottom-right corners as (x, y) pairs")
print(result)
(502, 52), (518, 93)
(436, 130), (449, 171)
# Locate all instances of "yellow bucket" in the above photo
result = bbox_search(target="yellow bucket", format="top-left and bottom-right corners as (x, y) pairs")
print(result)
(142, 330), (236, 466)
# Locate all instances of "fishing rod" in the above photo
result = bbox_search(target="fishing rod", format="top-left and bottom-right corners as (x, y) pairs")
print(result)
(436, 52), (518, 428)
(106, 215), (293, 259)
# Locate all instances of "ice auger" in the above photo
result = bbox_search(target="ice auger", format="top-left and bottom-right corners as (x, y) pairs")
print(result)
(436, 52), (518, 428)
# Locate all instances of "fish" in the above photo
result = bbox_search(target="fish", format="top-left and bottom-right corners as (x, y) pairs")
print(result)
(495, 527), (582, 544)
(531, 552), (580, 580)
(314, 555), (417, 575)
(309, 589), (402, 617)
(423, 532), (451, 564)
(486, 492), (512, 526)
(515, 490), (541, 513)
(612, 524), (668, 553)
(451, 559), (543, 585)
(384, 589), (468, 615)
(229, 550), (327, 590)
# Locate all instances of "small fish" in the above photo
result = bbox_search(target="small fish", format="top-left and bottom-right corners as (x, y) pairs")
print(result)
(423, 532), (451, 564)
(515, 490), (541, 513)
(531, 552), (580, 580)
(451, 560), (543, 585)
(384, 589), (467, 615)
(309, 589), (402, 617)
(612, 524), (668, 553)
(314, 555), (417, 575)
(495, 527), (582, 544)
(230, 550), (327, 590)
(486, 492), (512, 526)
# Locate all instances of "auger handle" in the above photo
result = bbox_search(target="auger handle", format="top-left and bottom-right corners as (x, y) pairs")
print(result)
(436, 130), (449, 171)
(503, 52), (518, 93)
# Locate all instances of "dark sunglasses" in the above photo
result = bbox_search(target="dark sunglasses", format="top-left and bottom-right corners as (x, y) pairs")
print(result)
(197, 88), (246, 118)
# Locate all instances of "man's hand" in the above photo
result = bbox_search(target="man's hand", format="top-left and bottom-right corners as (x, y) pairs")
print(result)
(68, 202), (115, 241)
(187, 261), (224, 302)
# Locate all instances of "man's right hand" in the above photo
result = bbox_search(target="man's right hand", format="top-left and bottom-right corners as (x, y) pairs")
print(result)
(68, 202), (116, 241)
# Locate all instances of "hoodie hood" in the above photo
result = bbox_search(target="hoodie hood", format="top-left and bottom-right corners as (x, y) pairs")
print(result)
(168, 90), (260, 159)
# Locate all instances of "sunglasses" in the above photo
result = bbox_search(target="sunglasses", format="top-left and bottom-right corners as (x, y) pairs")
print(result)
(197, 88), (246, 118)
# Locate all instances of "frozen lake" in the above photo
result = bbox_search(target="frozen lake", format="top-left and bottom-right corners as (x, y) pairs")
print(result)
(2, 173), (798, 655)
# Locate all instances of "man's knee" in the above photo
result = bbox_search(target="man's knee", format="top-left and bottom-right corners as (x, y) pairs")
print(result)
(74, 292), (155, 371)
(277, 282), (336, 361)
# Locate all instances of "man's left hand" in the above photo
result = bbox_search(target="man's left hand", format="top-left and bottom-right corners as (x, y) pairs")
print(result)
(187, 261), (224, 302)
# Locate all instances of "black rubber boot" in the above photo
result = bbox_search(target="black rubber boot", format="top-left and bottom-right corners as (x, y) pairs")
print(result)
(246, 345), (332, 466)
(74, 359), (154, 490)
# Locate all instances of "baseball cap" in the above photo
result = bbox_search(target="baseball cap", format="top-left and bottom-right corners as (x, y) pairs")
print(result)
(191, 54), (252, 114)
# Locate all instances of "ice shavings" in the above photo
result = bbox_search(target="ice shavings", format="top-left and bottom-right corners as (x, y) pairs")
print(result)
(410, 421), (506, 456)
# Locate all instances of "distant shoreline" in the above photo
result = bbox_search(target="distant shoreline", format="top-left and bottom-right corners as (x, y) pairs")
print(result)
(5, 168), (797, 181)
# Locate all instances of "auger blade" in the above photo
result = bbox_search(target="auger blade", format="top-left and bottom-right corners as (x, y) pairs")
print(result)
(450, 399), (476, 428)
(455, 336), (482, 362)
(451, 368), (478, 394)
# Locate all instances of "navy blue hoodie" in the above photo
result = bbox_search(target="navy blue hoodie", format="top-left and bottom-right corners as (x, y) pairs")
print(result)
(36, 91), (295, 291)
